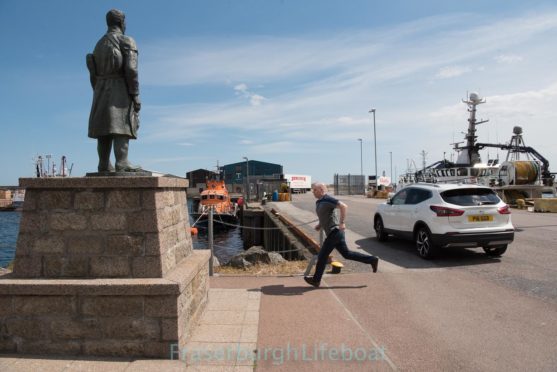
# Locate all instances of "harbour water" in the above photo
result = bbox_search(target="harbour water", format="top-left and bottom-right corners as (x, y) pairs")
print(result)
(0, 212), (20, 268)
(191, 225), (244, 265)
(0, 201), (243, 269)
(188, 199), (245, 265)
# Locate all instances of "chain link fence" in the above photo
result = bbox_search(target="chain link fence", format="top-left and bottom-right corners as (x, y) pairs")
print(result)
(333, 174), (366, 195)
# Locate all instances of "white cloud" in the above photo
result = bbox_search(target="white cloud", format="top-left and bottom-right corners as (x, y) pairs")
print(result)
(494, 54), (524, 64)
(337, 116), (363, 125)
(250, 94), (266, 106)
(436, 66), (472, 79)
(234, 83), (248, 93)
(232, 83), (267, 106)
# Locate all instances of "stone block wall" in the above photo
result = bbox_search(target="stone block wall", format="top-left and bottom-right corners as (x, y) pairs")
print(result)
(0, 256), (208, 357)
(0, 177), (210, 358)
(13, 177), (193, 278)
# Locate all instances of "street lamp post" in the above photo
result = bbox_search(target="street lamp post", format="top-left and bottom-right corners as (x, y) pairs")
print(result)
(390, 151), (392, 186)
(358, 138), (363, 194)
(357, 138), (363, 176)
(369, 108), (377, 189)
(243, 157), (249, 201)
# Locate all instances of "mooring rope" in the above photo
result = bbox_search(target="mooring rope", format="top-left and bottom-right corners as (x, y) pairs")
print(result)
(210, 242), (304, 255)
(196, 218), (318, 230)
(191, 212), (207, 227)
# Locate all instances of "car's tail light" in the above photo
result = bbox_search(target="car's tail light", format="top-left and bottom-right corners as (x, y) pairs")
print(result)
(430, 205), (465, 217)
(498, 205), (511, 214)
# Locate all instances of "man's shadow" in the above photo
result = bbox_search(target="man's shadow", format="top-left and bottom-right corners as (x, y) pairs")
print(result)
(252, 284), (367, 296)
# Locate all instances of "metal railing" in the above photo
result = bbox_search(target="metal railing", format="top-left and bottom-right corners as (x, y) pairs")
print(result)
(193, 207), (319, 276)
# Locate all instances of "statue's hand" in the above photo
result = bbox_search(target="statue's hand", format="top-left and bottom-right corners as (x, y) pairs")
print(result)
(132, 95), (141, 112)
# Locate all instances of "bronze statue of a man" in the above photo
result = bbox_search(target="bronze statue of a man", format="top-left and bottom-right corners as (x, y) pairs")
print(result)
(86, 9), (141, 172)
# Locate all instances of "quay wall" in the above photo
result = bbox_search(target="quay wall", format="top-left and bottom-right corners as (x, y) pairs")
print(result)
(241, 205), (310, 260)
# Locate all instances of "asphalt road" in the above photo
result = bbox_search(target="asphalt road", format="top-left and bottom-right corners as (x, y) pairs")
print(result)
(273, 192), (557, 370)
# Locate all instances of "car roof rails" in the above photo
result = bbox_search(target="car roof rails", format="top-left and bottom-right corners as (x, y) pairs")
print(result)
(413, 182), (440, 188)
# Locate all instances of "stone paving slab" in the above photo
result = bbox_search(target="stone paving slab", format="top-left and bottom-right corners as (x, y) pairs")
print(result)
(0, 356), (255, 372)
(0, 356), (134, 372)
(201, 310), (246, 325)
(180, 288), (261, 369)
(0, 357), (75, 371)
(190, 325), (244, 343)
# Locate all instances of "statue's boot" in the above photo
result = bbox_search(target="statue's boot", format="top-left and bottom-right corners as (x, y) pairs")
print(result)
(97, 137), (115, 172)
(114, 136), (142, 172)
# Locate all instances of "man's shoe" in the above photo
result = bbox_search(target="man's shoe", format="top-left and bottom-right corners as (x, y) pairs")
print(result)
(304, 276), (320, 288)
(370, 257), (379, 273)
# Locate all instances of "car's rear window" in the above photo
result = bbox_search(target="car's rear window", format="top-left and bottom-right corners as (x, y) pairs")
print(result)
(440, 188), (500, 206)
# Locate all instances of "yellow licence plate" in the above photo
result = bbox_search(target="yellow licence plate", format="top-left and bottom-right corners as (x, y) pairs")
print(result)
(468, 215), (493, 222)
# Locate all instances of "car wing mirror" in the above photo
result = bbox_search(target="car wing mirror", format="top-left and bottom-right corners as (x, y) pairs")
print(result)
(386, 198), (392, 205)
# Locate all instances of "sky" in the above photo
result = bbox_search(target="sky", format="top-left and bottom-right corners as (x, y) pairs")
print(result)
(1, 0), (557, 186)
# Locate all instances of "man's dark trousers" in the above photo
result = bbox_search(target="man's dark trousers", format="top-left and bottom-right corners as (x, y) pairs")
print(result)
(313, 229), (375, 283)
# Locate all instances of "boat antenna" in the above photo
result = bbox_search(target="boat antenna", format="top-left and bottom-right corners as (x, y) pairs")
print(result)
(60, 156), (66, 177)
(36, 155), (45, 177)
(420, 150), (427, 172)
(496, 122), (500, 160)
(46, 154), (52, 177)
(455, 92), (488, 166)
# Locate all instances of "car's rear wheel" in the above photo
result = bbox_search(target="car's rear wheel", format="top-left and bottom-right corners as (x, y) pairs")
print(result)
(374, 216), (388, 242)
(483, 245), (507, 257)
(415, 226), (437, 259)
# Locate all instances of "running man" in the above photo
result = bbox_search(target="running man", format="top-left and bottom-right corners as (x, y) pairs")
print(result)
(304, 183), (379, 287)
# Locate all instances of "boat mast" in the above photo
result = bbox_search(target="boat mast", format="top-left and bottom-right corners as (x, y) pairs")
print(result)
(455, 92), (489, 166)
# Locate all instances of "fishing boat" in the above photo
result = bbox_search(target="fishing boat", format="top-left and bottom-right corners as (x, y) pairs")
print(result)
(191, 179), (239, 229)
(34, 154), (72, 178)
(0, 201), (16, 212)
(399, 92), (556, 202)
(0, 190), (16, 212)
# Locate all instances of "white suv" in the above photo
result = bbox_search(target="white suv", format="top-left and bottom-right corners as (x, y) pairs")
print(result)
(374, 183), (514, 259)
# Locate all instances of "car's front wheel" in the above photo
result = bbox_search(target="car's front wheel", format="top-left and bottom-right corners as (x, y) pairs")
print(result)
(415, 226), (437, 259)
(374, 216), (388, 242)
(483, 245), (507, 257)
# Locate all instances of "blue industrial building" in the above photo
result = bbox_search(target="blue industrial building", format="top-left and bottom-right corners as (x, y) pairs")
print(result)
(221, 160), (283, 197)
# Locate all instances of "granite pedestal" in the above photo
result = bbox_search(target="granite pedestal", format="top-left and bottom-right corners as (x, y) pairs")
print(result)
(0, 177), (209, 358)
